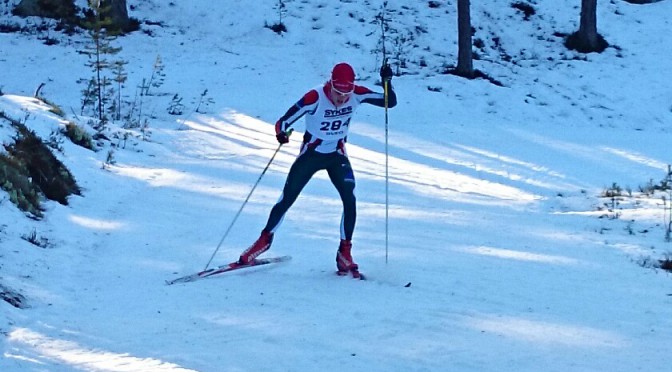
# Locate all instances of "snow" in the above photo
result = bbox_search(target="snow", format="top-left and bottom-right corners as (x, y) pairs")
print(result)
(1, 0), (672, 371)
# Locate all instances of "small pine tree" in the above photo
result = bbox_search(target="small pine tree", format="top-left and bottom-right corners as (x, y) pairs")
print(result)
(195, 89), (215, 114)
(111, 60), (128, 121)
(277, 0), (286, 27)
(266, 0), (287, 34)
(167, 94), (185, 115)
(78, 0), (123, 128)
(144, 55), (165, 96)
(79, 77), (97, 116)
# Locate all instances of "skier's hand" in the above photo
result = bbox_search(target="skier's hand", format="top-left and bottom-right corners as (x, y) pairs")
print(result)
(380, 62), (393, 83)
(276, 131), (290, 144)
(274, 121), (291, 144)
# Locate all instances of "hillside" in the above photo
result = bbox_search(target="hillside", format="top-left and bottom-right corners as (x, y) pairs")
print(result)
(1, 1), (671, 371)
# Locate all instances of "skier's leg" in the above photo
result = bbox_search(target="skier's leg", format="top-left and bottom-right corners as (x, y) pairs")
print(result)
(327, 155), (358, 273)
(327, 155), (356, 240)
(240, 153), (320, 264)
(263, 152), (321, 233)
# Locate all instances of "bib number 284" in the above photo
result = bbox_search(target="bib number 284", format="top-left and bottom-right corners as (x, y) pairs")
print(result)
(320, 118), (350, 132)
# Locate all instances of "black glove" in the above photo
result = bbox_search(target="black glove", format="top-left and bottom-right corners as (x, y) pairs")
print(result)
(380, 62), (393, 83)
(276, 131), (289, 144)
(274, 121), (291, 144)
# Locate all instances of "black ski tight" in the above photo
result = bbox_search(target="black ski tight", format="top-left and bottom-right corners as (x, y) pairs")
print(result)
(264, 150), (356, 240)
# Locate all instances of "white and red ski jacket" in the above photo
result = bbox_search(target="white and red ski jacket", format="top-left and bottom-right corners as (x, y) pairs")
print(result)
(275, 82), (397, 155)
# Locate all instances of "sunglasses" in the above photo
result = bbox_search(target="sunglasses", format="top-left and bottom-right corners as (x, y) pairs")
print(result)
(331, 84), (353, 97)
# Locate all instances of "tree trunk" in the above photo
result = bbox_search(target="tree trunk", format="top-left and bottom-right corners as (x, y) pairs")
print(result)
(13, 0), (77, 21)
(100, 0), (130, 33)
(565, 0), (608, 53)
(455, 0), (474, 78)
(579, 0), (598, 47)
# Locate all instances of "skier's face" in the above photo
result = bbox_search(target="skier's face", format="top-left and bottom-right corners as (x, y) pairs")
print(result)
(330, 83), (352, 106)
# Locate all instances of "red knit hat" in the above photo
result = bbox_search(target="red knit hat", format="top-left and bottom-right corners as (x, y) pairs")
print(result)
(330, 63), (355, 93)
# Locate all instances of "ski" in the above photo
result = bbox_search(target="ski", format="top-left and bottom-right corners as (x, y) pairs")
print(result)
(166, 255), (292, 285)
(337, 268), (366, 280)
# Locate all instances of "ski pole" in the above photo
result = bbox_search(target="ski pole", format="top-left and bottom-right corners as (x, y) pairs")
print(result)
(380, 1), (390, 265)
(383, 60), (390, 265)
(203, 130), (292, 270)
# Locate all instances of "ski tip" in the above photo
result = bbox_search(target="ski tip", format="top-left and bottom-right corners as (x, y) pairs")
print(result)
(164, 279), (183, 286)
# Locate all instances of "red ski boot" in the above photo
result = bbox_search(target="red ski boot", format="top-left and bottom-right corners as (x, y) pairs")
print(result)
(336, 239), (360, 277)
(239, 230), (273, 264)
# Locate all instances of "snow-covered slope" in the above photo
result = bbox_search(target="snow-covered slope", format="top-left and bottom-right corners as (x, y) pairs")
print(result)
(1, 1), (671, 371)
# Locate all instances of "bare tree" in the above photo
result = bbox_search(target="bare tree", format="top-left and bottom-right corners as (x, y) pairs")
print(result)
(566, 0), (608, 53)
(455, 0), (474, 78)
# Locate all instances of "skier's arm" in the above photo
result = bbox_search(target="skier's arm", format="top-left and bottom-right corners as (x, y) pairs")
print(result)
(275, 90), (319, 136)
(358, 83), (397, 108)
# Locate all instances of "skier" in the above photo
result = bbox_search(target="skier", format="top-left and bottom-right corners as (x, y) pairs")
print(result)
(239, 61), (397, 276)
